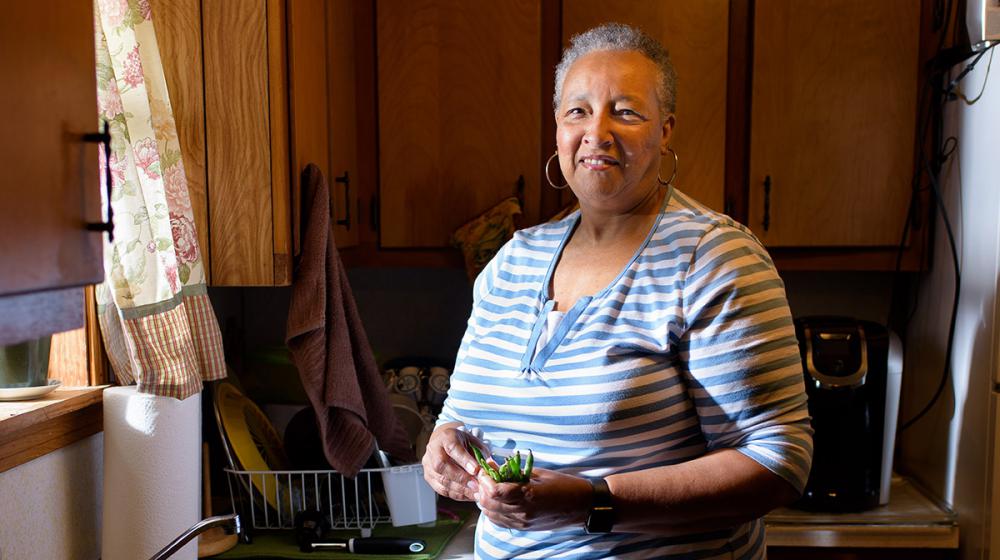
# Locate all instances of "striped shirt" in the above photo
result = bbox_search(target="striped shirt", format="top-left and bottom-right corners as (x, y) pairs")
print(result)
(439, 188), (813, 559)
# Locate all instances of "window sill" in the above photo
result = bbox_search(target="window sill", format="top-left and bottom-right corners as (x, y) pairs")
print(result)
(0, 385), (106, 473)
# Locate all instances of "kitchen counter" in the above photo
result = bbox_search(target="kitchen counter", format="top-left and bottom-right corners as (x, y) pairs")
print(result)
(766, 475), (956, 547)
(438, 510), (476, 559)
(437, 475), (956, 559)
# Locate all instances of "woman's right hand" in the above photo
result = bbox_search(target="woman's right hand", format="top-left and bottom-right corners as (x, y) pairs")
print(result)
(421, 421), (482, 501)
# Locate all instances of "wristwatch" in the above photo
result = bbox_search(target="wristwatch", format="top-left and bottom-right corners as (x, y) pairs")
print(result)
(584, 477), (615, 534)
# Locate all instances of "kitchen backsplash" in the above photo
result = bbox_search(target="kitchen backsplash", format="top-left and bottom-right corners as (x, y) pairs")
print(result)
(209, 268), (896, 390)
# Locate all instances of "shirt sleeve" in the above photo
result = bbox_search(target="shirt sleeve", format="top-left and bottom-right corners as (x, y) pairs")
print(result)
(679, 224), (813, 493)
(436, 239), (511, 427)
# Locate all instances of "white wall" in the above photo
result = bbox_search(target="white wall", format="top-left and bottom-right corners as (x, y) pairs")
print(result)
(897, 48), (1000, 560)
(0, 434), (103, 560)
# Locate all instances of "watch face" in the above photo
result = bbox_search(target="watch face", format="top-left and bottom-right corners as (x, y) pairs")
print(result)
(585, 506), (615, 534)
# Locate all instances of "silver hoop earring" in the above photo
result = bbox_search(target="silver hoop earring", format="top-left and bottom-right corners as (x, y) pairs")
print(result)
(658, 147), (678, 186)
(545, 151), (569, 190)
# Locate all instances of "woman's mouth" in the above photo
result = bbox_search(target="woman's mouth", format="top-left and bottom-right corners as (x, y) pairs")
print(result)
(580, 156), (619, 170)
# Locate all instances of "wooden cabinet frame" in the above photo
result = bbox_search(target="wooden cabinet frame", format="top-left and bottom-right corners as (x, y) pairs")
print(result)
(342, 0), (934, 271)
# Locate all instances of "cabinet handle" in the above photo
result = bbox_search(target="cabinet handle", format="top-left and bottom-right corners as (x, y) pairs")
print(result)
(762, 175), (772, 232)
(334, 171), (350, 229)
(83, 120), (115, 242)
(516, 174), (525, 207)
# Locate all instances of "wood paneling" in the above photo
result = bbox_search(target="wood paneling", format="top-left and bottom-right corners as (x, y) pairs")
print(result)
(150, 0), (211, 283)
(0, 1), (102, 296)
(267, 0), (292, 285)
(49, 327), (88, 387)
(376, 0), (542, 248)
(327, 0), (360, 249)
(203, 0), (274, 285)
(47, 286), (105, 387)
(562, 1), (729, 213)
(748, 0), (919, 247)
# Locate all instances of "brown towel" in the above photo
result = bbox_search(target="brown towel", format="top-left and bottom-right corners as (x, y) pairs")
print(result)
(286, 164), (414, 477)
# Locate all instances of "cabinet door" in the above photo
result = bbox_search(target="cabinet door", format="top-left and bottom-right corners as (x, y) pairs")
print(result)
(562, 0), (729, 213)
(0, 1), (103, 297)
(327, 0), (360, 249)
(376, 0), (542, 248)
(748, 0), (919, 247)
(288, 0), (360, 250)
(201, 0), (291, 285)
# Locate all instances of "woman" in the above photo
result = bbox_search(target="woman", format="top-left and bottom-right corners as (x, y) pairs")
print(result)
(423, 23), (812, 559)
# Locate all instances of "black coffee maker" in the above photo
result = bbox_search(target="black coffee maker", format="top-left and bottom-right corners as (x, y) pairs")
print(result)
(793, 316), (902, 512)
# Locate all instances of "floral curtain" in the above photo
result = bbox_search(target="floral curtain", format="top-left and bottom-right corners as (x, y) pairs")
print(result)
(93, 0), (226, 399)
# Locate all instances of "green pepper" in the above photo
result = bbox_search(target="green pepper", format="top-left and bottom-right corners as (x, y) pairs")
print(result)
(468, 444), (534, 484)
(470, 445), (500, 481)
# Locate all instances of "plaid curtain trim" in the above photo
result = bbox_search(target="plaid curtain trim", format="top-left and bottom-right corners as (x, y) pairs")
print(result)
(124, 303), (203, 399)
(183, 293), (227, 382)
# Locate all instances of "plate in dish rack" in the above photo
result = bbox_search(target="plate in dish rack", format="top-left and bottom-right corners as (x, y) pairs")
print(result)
(0, 379), (61, 401)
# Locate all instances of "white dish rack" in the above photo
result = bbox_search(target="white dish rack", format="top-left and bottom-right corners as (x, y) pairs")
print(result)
(225, 464), (437, 537)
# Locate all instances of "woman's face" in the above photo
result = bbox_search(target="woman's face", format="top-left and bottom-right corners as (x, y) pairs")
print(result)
(555, 50), (674, 212)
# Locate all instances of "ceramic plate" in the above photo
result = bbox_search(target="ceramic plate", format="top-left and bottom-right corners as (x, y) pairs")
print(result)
(0, 379), (61, 402)
(214, 382), (290, 511)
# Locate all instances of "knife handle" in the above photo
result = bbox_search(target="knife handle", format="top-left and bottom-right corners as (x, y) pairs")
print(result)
(349, 537), (427, 554)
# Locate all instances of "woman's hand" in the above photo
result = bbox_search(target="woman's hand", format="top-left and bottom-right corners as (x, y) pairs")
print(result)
(421, 422), (483, 502)
(474, 467), (592, 531)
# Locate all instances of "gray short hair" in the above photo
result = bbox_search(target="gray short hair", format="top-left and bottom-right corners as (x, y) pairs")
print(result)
(553, 23), (677, 119)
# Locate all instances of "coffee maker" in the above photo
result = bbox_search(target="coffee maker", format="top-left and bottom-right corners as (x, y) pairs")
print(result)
(793, 316), (903, 511)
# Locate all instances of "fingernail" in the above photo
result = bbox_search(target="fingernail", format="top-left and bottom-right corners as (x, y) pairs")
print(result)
(473, 492), (480, 502)
(465, 462), (477, 474)
(467, 480), (479, 491)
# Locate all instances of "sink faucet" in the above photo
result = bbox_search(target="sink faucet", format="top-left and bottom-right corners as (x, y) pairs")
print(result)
(148, 513), (241, 560)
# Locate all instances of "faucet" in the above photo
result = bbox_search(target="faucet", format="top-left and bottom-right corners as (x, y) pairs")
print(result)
(148, 513), (241, 560)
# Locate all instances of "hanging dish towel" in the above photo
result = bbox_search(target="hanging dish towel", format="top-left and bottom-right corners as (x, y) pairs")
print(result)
(286, 164), (414, 477)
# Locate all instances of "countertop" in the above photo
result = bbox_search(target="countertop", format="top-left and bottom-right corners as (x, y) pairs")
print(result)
(435, 475), (956, 557)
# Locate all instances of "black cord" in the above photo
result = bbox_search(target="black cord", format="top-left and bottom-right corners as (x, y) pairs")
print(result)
(944, 42), (998, 99)
(899, 158), (962, 432)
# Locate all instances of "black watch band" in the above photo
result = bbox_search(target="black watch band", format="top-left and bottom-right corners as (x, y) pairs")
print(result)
(585, 477), (615, 534)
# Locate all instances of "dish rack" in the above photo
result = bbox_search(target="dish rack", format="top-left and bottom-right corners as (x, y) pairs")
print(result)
(225, 464), (437, 538)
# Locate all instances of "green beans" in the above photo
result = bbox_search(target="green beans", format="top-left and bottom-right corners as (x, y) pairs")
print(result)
(469, 445), (534, 483)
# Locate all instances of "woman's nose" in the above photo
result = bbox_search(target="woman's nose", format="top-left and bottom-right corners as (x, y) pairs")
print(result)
(583, 113), (613, 146)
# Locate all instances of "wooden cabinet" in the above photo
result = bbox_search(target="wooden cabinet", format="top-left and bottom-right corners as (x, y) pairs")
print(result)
(156, 0), (293, 286)
(0, 2), (104, 297)
(747, 0), (920, 248)
(0, 2), (103, 344)
(154, 0), (361, 285)
(563, 0), (730, 213)
(150, 0), (929, 273)
(375, 0), (542, 248)
(287, 0), (360, 251)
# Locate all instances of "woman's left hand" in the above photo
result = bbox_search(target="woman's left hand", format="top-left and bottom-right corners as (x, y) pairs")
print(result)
(474, 467), (592, 531)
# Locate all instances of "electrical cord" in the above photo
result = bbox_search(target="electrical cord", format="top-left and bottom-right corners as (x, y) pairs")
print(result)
(899, 157), (962, 432)
(896, 40), (997, 430)
(955, 45), (996, 105)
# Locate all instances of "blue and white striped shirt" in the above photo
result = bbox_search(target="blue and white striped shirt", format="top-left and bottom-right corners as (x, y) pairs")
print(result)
(440, 188), (813, 559)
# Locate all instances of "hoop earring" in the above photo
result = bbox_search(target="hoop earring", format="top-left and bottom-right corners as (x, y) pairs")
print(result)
(545, 151), (569, 190)
(658, 147), (678, 186)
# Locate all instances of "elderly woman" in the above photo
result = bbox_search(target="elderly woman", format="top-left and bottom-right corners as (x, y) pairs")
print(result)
(423, 23), (812, 559)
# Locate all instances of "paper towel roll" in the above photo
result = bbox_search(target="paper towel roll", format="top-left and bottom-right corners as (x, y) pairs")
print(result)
(102, 386), (201, 560)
